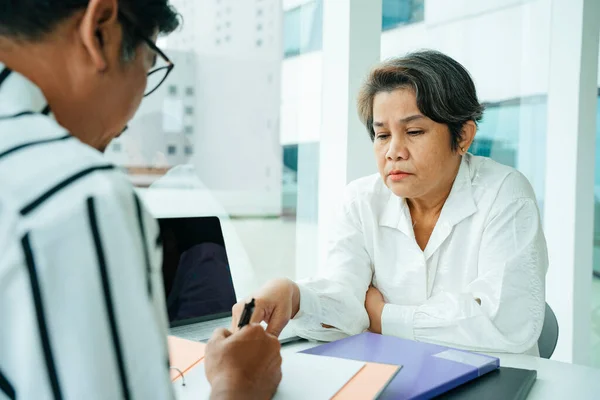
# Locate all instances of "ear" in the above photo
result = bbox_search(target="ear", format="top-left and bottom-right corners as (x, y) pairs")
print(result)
(458, 120), (477, 155)
(79, 0), (120, 72)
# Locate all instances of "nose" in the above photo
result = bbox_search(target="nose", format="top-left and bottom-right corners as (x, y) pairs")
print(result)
(385, 134), (409, 161)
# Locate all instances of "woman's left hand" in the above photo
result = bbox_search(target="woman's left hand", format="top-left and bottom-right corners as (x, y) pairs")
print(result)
(365, 285), (386, 334)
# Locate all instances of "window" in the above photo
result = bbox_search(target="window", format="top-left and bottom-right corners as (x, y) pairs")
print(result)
(283, 1), (426, 59)
(283, 0), (323, 58)
(105, 0), (320, 296)
(382, 0), (425, 31)
(475, 96), (547, 207)
(282, 143), (319, 218)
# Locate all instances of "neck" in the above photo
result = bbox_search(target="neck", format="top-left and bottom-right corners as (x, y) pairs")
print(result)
(407, 189), (449, 218)
(0, 26), (100, 147)
(0, 29), (72, 99)
(407, 158), (461, 217)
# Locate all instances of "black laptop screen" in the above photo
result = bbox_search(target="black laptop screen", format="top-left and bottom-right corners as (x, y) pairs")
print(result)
(159, 216), (237, 327)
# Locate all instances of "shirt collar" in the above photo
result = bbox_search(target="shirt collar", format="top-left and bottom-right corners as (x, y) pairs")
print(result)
(378, 154), (478, 236)
(0, 64), (51, 118)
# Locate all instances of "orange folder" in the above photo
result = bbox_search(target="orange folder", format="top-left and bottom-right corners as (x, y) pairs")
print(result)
(333, 362), (401, 400)
(168, 336), (207, 381)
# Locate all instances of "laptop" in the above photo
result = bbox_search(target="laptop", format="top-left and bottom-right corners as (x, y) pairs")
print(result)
(159, 216), (299, 343)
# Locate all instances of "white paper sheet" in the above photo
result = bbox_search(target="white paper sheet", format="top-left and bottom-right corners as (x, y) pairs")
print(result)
(274, 353), (365, 400)
(173, 353), (365, 400)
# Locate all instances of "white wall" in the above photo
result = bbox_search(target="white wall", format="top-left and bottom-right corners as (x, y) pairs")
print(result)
(280, 52), (322, 144)
(425, 0), (534, 25)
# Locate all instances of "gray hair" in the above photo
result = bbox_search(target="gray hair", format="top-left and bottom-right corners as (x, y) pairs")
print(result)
(357, 50), (484, 151)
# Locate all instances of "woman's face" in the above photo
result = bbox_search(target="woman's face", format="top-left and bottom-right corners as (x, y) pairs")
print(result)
(372, 88), (464, 200)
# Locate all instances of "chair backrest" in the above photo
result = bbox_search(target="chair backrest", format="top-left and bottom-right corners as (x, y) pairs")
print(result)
(538, 303), (559, 359)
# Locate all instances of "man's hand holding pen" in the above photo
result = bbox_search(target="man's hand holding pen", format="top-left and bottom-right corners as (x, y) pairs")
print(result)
(205, 299), (282, 400)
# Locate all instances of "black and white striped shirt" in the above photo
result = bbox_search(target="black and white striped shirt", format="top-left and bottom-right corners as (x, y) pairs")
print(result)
(0, 66), (175, 399)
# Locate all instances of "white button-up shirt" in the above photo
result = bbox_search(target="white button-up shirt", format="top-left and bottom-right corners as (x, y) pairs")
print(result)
(291, 154), (548, 356)
(0, 66), (174, 399)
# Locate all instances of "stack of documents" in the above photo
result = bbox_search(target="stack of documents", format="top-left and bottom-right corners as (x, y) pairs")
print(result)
(170, 347), (400, 400)
(168, 335), (206, 381)
(302, 332), (500, 399)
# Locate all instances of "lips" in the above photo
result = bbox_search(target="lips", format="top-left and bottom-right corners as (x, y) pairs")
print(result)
(389, 170), (411, 176)
(388, 170), (412, 182)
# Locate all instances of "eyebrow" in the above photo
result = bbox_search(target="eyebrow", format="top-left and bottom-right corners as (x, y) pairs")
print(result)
(373, 114), (425, 127)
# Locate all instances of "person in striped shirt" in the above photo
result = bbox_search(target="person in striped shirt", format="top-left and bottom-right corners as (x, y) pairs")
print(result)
(0, 1), (281, 399)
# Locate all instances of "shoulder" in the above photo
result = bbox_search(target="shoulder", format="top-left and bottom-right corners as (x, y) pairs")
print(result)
(468, 154), (537, 203)
(467, 155), (539, 222)
(1, 135), (141, 236)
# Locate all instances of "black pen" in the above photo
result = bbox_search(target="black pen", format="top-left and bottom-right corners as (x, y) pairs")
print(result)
(238, 298), (256, 328)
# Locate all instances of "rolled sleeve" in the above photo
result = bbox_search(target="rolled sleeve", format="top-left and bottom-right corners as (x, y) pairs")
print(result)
(294, 284), (322, 319)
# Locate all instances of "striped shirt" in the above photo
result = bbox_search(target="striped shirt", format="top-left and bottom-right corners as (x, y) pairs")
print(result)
(0, 66), (175, 399)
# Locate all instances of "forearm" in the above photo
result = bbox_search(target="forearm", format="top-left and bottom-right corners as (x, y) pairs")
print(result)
(291, 280), (370, 339)
(381, 291), (543, 353)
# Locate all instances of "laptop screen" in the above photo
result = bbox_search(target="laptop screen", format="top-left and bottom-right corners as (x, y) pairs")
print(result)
(159, 216), (237, 327)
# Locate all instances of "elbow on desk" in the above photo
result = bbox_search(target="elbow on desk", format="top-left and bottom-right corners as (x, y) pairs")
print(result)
(485, 311), (545, 354)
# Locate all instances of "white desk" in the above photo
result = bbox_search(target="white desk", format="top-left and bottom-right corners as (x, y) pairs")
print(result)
(175, 340), (600, 399)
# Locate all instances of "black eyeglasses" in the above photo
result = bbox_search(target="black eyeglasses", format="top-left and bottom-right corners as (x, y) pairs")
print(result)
(119, 13), (175, 97)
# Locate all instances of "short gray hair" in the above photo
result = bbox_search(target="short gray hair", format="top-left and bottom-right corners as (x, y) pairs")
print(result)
(357, 50), (484, 151)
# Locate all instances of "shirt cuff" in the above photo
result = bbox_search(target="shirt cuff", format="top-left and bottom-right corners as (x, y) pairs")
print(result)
(381, 303), (417, 340)
(294, 284), (321, 319)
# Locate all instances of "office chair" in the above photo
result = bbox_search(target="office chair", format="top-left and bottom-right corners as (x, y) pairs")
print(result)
(538, 303), (559, 359)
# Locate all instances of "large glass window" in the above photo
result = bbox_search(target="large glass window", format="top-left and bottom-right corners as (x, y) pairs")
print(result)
(103, 0), (323, 298)
(382, 0), (425, 31)
(283, 0), (323, 58)
(283, 0), (425, 59)
(474, 96), (547, 207)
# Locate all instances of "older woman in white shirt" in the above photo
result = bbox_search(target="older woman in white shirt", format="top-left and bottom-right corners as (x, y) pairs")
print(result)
(233, 50), (548, 355)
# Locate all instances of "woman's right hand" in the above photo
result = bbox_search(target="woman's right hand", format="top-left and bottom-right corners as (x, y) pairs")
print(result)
(231, 278), (301, 337)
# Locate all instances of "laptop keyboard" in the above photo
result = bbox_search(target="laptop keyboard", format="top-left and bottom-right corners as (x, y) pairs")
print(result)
(170, 317), (232, 342)
(169, 317), (301, 344)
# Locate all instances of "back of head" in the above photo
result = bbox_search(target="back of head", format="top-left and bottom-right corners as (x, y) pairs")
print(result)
(0, 0), (179, 58)
(0, 0), (181, 150)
